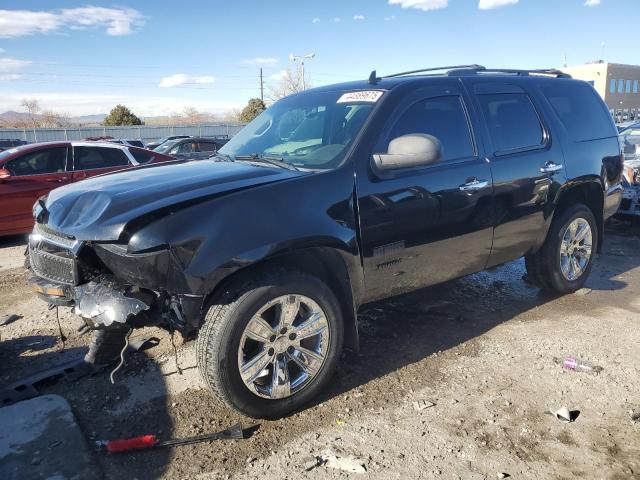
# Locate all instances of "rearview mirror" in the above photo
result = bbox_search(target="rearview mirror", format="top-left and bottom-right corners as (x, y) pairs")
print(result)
(372, 134), (443, 172)
(0, 168), (10, 182)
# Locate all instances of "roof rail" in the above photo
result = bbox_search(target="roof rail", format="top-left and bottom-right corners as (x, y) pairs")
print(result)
(383, 64), (486, 79)
(367, 65), (572, 84)
(449, 67), (572, 78)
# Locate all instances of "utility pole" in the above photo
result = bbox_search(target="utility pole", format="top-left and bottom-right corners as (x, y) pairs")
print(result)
(289, 53), (316, 91)
(260, 68), (264, 102)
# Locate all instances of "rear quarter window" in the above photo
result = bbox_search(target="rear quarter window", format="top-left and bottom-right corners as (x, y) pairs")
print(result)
(540, 83), (616, 142)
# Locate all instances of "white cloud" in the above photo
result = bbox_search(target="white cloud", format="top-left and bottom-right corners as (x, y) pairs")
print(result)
(158, 74), (216, 88)
(478, 0), (519, 10)
(388, 0), (448, 11)
(240, 57), (278, 66)
(385, 15), (397, 21)
(333, 17), (342, 23)
(353, 15), (365, 20)
(0, 57), (32, 72)
(0, 48), (5, 53)
(312, 18), (320, 24)
(0, 91), (243, 117)
(269, 70), (289, 81)
(584, 0), (601, 5)
(0, 7), (145, 38)
(0, 74), (21, 81)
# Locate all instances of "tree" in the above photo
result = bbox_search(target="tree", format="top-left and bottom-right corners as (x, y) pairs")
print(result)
(103, 104), (143, 126)
(239, 98), (266, 123)
(267, 68), (311, 102)
(20, 98), (41, 128)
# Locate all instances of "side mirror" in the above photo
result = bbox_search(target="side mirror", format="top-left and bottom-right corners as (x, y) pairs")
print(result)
(0, 168), (10, 182)
(372, 134), (443, 172)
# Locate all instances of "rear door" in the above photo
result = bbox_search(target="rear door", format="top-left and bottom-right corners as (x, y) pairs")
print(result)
(0, 146), (70, 235)
(72, 145), (132, 181)
(463, 79), (567, 266)
(356, 82), (494, 301)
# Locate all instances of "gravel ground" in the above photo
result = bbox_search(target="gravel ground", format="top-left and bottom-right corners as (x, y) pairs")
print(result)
(1, 221), (639, 480)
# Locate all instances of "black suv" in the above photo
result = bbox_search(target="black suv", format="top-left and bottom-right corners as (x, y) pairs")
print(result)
(28, 65), (623, 418)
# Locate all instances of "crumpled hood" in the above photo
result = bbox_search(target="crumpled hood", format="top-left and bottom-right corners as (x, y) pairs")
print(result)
(42, 160), (301, 241)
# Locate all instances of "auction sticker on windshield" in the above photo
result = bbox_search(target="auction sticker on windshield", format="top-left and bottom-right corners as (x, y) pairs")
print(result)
(337, 91), (384, 103)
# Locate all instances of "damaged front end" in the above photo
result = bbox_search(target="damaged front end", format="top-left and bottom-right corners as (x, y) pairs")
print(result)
(27, 221), (204, 339)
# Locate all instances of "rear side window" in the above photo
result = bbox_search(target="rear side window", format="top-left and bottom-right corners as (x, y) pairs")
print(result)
(389, 95), (475, 161)
(540, 83), (616, 142)
(198, 142), (218, 152)
(128, 147), (155, 163)
(477, 93), (544, 154)
(74, 146), (130, 170)
(5, 147), (67, 176)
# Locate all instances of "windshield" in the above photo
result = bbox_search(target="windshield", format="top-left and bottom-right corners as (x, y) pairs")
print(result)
(154, 139), (179, 153)
(220, 90), (379, 170)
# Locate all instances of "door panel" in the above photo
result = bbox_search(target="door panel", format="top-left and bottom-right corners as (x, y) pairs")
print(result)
(356, 84), (494, 302)
(0, 147), (70, 235)
(464, 79), (567, 266)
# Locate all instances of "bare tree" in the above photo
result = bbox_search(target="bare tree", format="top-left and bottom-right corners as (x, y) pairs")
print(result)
(180, 106), (210, 125)
(20, 98), (41, 128)
(40, 110), (71, 128)
(267, 68), (311, 102)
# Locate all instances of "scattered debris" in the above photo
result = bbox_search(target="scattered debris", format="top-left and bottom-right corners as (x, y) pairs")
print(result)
(413, 399), (436, 411)
(631, 409), (640, 423)
(99, 423), (245, 453)
(497, 473), (511, 479)
(323, 453), (367, 474)
(554, 356), (603, 374)
(301, 455), (322, 471)
(574, 288), (592, 296)
(551, 406), (580, 423)
(0, 313), (21, 326)
(0, 357), (103, 406)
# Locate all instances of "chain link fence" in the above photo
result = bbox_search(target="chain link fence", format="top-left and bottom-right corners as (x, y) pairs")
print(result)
(0, 123), (245, 144)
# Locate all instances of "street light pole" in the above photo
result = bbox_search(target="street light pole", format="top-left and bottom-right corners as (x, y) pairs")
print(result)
(289, 53), (316, 91)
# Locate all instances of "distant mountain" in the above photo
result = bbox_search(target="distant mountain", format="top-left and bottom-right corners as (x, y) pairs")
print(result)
(0, 111), (107, 126)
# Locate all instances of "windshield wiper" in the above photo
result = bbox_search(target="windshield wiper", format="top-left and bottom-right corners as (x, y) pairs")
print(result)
(233, 154), (300, 171)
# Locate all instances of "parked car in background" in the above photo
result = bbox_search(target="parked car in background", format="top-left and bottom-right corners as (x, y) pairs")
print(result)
(618, 131), (640, 217)
(618, 121), (640, 135)
(105, 139), (146, 148)
(0, 142), (174, 236)
(27, 65), (623, 418)
(145, 135), (192, 150)
(152, 136), (227, 160)
(0, 139), (28, 152)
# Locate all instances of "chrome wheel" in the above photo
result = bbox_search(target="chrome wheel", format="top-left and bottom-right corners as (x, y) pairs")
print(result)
(237, 294), (330, 400)
(560, 218), (593, 281)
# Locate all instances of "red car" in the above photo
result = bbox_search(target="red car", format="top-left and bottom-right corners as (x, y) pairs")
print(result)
(0, 141), (174, 236)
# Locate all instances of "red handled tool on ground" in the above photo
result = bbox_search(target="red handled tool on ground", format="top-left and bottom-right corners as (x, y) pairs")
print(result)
(100, 423), (244, 453)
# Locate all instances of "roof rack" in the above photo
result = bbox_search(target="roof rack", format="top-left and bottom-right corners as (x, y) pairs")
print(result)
(368, 65), (571, 84)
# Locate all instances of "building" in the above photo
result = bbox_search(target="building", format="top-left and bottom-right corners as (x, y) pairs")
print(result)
(562, 62), (640, 123)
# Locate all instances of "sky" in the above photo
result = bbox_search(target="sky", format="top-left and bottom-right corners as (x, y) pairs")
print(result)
(0, 0), (636, 118)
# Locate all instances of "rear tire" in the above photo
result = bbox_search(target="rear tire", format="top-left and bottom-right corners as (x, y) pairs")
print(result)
(525, 204), (597, 293)
(196, 270), (343, 419)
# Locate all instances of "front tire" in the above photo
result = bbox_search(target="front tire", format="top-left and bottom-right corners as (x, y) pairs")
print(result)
(525, 204), (597, 293)
(196, 271), (343, 419)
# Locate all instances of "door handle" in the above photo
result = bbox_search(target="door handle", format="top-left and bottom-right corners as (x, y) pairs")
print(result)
(540, 162), (563, 174)
(459, 178), (489, 192)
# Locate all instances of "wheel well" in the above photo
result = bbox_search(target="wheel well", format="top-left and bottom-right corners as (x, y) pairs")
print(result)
(555, 182), (604, 252)
(203, 247), (359, 351)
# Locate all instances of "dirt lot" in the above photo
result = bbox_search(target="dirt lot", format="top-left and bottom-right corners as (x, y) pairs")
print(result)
(1, 222), (639, 480)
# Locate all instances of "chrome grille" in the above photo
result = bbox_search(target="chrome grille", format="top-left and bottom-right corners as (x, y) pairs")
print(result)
(35, 223), (77, 248)
(29, 246), (76, 285)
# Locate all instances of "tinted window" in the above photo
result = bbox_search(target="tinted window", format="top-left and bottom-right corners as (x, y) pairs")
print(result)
(171, 141), (197, 155)
(541, 83), (616, 141)
(128, 148), (156, 163)
(389, 95), (474, 161)
(198, 142), (218, 152)
(610, 80), (616, 94)
(74, 146), (129, 170)
(477, 93), (543, 153)
(5, 148), (66, 176)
